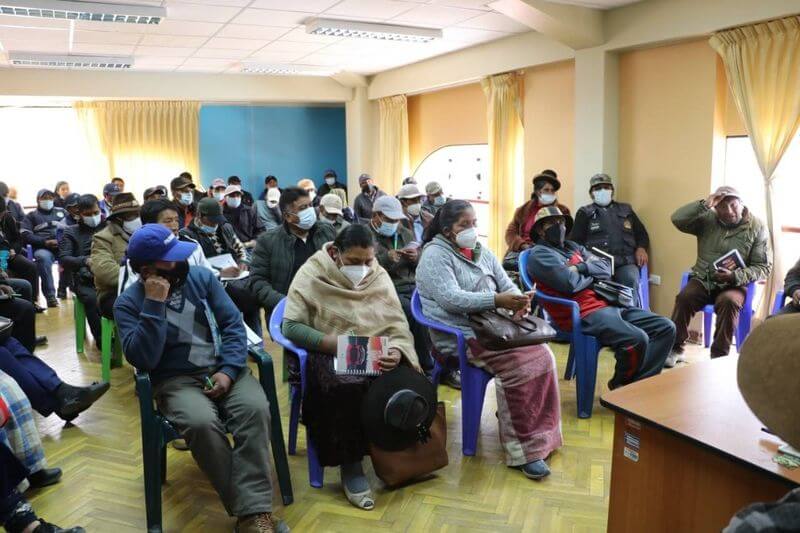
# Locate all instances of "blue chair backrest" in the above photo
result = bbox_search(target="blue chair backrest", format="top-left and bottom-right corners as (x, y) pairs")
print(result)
(518, 249), (533, 290)
(772, 290), (787, 315)
(268, 298), (307, 358)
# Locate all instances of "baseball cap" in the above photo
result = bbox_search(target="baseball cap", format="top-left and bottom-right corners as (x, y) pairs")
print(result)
(358, 173), (372, 186)
(297, 178), (315, 191)
(223, 185), (242, 197)
(373, 196), (405, 221)
(103, 182), (121, 196)
(170, 176), (195, 191)
(397, 184), (424, 200)
(713, 185), (741, 200)
(127, 224), (195, 263)
(210, 178), (226, 189)
(323, 168), (337, 179)
(319, 193), (343, 216)
(197, 197), (226, 224)
(143, 185), (167, 199)
(589, 173), (614, 190)
(425, 181), (442, 195)
(64, 193), (81, 208)
(266, 188), (280, 206)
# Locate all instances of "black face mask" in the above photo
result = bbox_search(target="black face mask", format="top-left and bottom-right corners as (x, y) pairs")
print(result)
(544, 223), (566, 247)
(361, 184), (372, 193)
(152, 262), (189, 293)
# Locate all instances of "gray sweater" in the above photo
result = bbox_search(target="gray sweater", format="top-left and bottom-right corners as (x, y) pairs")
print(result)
(416, 234), (520, 355)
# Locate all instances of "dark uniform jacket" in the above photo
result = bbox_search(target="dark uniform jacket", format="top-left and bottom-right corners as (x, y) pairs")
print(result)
(353, 188), (386, 222)
(21, 207), (67, 248)
(223, 203), (264, 244)
(570, 201), (650, 267)
(783, 257), (800, 300)
(59, 221), (106, 287)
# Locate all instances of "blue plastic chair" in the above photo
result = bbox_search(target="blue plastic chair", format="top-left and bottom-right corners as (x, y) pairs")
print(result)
(771, 289), (787, 316)
(518, 249), (603, 419)
(268, 298), (323, 488)
(679, 272), (756, 350)
(410, 290), (493, 456)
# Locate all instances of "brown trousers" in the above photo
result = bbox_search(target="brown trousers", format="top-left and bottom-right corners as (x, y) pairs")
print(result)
(671, 278), (745, 358)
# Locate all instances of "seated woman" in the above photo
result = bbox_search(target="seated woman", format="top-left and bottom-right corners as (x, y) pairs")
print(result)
(281, 224), (421, 511)
(415, 200), (563, 480)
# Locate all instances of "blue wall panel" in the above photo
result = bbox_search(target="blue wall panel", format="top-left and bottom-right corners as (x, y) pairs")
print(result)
(199, 105), (347, 196)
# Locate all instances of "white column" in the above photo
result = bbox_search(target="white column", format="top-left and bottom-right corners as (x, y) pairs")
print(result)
(573, 47), (619, 207)
(345, 86), (376, 203)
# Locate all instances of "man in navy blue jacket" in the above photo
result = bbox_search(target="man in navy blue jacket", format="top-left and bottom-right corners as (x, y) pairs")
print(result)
(21, 190), (66, 307)
(114, 224), (286, 533)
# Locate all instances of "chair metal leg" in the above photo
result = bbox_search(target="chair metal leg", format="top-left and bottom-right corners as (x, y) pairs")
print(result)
(73, 299), (86, 354)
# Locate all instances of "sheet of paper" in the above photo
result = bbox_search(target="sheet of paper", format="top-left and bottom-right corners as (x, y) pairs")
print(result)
(220, 270), (250, 281)
(244, 322), (262, 346)
(207, 253), (236, 270)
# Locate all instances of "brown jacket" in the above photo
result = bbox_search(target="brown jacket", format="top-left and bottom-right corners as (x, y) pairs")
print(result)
(90, 221), (131, 302)
(505, 199), (571, 253)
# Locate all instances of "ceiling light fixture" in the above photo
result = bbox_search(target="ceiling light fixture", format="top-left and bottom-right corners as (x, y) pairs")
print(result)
(0, 0), (165, 24)
(240, 63), (335, 76)
(9, 51), (133, 69)
(305, 17), (442, 43)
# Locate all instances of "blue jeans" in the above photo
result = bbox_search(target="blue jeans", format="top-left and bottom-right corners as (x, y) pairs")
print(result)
(33, 248), (56, 299)
(614, 264), (642, 307)
(0, 337), (62, 416)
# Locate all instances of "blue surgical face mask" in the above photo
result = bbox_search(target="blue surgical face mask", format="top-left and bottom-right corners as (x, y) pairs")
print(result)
(179, 192), (193, 206)
(433, 196), (446, 207)
(83, 214), (101, 228)
(213, 192), (224, 202)
(295, 206), (317, 230)
(377, 221), (399, 237)
(199, 223), (218, 234)
(39, 200), (54, 211)
(592, 189), (613, 207)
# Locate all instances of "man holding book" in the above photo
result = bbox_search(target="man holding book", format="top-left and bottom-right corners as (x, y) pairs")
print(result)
(668, 186), (771, 365)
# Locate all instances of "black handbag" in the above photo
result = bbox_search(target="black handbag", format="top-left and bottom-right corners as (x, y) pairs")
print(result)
(592, 279), (635, 308)
(468, 275), (557, 351)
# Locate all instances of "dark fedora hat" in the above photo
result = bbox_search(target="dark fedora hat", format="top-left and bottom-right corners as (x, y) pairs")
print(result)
(361, 366), (437, 451)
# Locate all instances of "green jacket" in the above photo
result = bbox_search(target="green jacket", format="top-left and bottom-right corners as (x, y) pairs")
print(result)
(671, 200), (771, 291)
(369, 223), (417, 295)
(90, 221), (131, 302)
(249, 222), (336, 316)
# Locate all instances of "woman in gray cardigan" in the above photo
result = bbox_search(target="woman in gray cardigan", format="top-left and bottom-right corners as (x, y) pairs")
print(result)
(416, 200), (563, 480)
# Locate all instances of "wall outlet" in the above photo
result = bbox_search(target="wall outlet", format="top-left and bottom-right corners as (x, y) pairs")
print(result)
(649, 274), (662, 286)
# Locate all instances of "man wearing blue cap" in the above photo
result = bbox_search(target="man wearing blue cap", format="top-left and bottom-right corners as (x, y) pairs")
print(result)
(113, 224), (286, 533)
(98, 182), (120, 219)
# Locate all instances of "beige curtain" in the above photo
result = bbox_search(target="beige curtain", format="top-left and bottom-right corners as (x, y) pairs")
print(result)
(482, 72), (525, 256)
(73, 101), (200, 196)
(711, 16), (800, 319)
(377, 95), (410, 194)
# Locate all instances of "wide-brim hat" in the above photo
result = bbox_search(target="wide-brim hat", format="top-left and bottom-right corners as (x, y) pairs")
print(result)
(531, 206), (573, 242)
(738, 314), (800, 449)
(361, 366), (437, 451)
(108, 192), (140, 218)
(532, 172), (561, 191)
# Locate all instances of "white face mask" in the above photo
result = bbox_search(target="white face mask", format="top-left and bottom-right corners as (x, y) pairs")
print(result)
(213, 192), (224, 201)
(407, 203), (422, 217)
(227, 197), (241, 208)
(539, 193), (557, 205)
(325, 177), (336, 186)
(593, 189), (613, 207)
(179, 192), (193, 206)
(83, 214), (101, 228)
(340, 264), (369, 289)
(122, 217), (142, 234)
(455, 227), (478, 249)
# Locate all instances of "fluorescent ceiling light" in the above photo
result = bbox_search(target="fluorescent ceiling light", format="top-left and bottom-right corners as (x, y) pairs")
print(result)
(240, 62), (335, 76)
(9, 51), (133, 69)
(0, 0), (165, 24)
(305, 17), (442, 43)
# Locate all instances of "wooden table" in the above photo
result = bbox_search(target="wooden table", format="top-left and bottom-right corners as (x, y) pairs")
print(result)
(600, 356), (800, 533)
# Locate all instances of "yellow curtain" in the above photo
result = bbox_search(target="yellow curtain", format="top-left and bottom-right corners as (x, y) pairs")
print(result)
(73, 101), (200, 196)
(377, 95), (410, 194)
(710, 16), (800, 319)
(482, 72), (524, 256)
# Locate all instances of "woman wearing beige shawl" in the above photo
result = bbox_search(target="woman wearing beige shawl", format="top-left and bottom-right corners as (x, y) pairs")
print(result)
(282, 224), (420, 511)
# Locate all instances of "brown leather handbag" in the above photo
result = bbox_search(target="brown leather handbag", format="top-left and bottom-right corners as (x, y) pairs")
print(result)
(468, 275), (557, 351)
(369, 402), (448, 487)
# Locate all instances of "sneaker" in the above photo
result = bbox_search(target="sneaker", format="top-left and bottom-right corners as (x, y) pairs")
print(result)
(519, 459), (551, 480)
(442, 369), (462, 390)
(235, 513), (289, 533)
(33, 520), (85, 533)
(663, 353), (678, 369)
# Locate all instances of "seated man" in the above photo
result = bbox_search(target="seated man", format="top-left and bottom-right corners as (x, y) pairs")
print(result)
(0, 370), (62, 489)
(98, 182), (120, 219)
(317, 194), (350, 234)
(569, 173), (650, 306)
(0, 182), (25, 224)
(0, 198), (42, 312)
(256, 188), (283, 231)
(90, 193), (141, 318)
(180, 198), (261, 335)
(59, 195), (105, 347)
(228, 176), (254, 207)
(223, 185), (264, 249)
(169, 175), (197, 229)
(353, 174), (385, 222)
(58, 193), (81, 228)
(21, 190), (66, 308)
(527, 207), (674, 390)
(367, 197), (437, 378)
(0, 336), (108, 422)
(114, 224), (287, 533)
(396, 184), (427, 242)
(421, 181), (446, 219)
(776, 256), (800, 315)
(111, 177), (125, 192)
(669, 186), (770, 365)
(143, 185), (167, 203)
(317, 168), (346, 198)
(208, 178), (227, 202)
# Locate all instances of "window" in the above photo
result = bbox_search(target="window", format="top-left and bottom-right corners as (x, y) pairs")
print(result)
(412, 144), (490, 246)
(723, 135), (800, 270)
(0, 107), (105, 207)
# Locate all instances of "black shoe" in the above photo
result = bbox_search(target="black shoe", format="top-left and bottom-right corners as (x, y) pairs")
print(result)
(442, 369), (462, 390)
(27, 467), (62, 489)
(55, 381), (110, 421)
(34, 304), (46, 313)
(57, 288), (67, 299)
(33, 520), (86, 533)
(35, 335), (48, 346)
(46, 297), (59, 308)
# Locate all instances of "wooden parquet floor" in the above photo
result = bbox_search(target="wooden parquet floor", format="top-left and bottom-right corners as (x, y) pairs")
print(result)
(21, 297), (706, 533)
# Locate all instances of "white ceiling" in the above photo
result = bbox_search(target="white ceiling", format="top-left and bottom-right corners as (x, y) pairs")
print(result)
(0, 0), (539, 75)
(545, 0), (641, 8)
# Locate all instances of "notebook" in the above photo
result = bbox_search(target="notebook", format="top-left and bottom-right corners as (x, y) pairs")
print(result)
(335, 335), (387, 376)
(713, 249), (746, 272)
